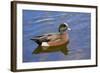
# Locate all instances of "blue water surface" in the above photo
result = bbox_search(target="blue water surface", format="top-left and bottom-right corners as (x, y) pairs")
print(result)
(23, 10), (91, 62)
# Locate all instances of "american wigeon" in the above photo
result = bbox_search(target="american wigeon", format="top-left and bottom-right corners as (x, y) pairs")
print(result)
(31, 23), (71, 47)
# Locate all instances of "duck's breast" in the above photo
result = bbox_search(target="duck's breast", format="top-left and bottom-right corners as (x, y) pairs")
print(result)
(48, 32), (69, 46)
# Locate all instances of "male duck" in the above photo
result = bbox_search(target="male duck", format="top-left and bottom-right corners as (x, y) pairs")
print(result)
(31, 23), (71, 47)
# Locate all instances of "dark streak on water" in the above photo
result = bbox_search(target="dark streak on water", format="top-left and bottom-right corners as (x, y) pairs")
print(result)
(23, 10), (91, 62)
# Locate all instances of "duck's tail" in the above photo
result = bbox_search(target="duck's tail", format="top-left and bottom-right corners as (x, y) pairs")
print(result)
(31, 38), (42, 46)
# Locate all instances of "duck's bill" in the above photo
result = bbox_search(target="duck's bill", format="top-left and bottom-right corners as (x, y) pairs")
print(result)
(68, 28), (71, 30)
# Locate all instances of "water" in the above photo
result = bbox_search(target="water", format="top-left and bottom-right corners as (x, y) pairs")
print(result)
(23, 10), (91, 62)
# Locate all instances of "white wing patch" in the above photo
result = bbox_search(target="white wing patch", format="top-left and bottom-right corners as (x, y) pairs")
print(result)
(42, 42), (50, 46)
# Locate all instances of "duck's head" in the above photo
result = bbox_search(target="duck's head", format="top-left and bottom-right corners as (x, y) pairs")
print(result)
(59, 23), (71, 34)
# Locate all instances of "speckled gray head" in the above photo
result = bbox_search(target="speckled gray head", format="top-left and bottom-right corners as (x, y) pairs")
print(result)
(59, 23), (71, 33)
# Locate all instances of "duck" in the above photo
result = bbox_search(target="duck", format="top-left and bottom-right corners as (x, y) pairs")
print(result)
(31, 23), (71, 48)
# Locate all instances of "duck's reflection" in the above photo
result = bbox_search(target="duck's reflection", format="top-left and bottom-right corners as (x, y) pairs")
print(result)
(32, 43), (69, 55)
